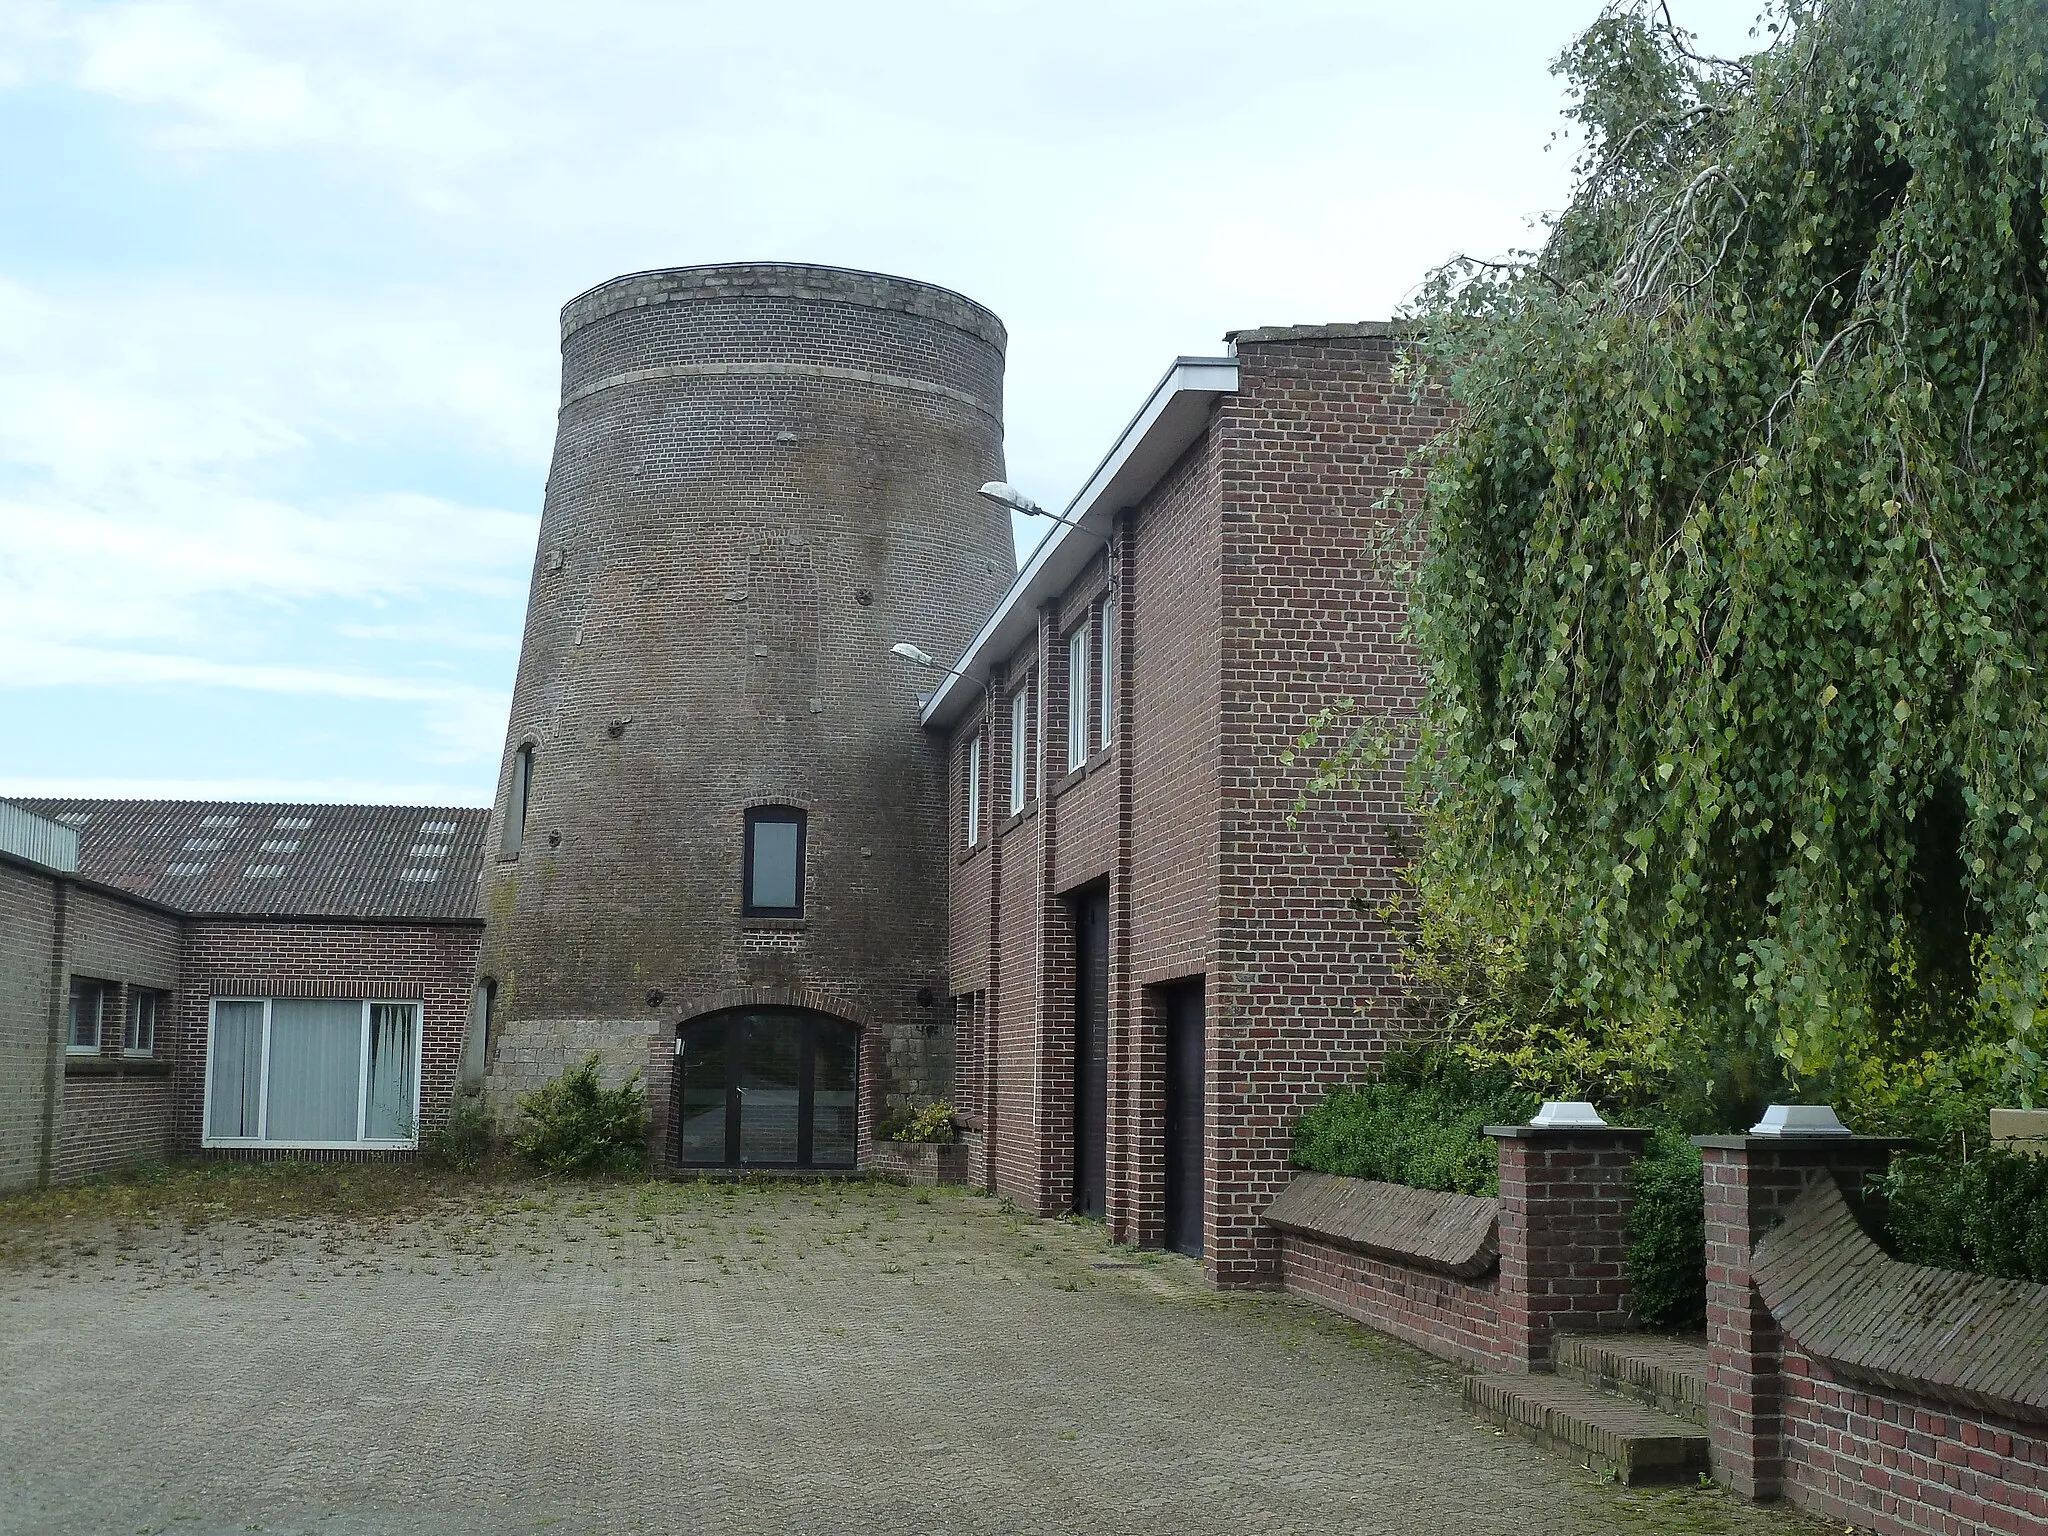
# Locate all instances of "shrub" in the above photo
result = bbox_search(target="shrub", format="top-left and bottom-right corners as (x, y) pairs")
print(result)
(1881, 1149), (2048, 1283)
(1626, 1128), (1706, 1331)
(512, 1055), (647, 1175)
(1289, 1044), (1538, 1196)
(429, 1090), (495, 1173)
(878, 1100), (955, 1144)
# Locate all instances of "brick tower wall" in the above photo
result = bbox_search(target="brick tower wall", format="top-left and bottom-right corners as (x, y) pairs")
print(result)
(479, 264), (1014, 1150)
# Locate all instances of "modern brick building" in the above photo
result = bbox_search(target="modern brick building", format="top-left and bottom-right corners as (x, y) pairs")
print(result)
(924, 325), (1442, 1285)
(0, 799), (487, 1192)
(477, 263), (1014, 1172)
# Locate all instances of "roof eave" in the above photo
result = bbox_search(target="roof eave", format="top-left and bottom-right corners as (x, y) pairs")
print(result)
(918, 355), (1238, 730)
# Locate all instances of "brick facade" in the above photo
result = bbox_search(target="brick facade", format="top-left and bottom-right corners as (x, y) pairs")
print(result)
(939, 327), (1442, 1283)
(478, 264), (1015, 1162)
(0, 846), (482, 1191)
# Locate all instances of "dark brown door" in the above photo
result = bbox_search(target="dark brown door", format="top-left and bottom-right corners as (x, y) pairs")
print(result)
(1163, 979), (1205, 1257)
(1073, 886), (1110, 1218)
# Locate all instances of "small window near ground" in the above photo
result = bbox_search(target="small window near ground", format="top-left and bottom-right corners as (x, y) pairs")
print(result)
(744, 807), (806, 917)
(501, 743), (534, 857)
(965, 735), (983, 849)
(125, 989), (164, 1056)
(67, 978), (106, 1053)
(1009, 685), (1030, 814)
(203, 997), (420, 1148)
(1067, 617), (1091, 773)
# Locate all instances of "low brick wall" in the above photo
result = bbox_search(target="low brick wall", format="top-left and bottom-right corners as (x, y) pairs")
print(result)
(1280, 1230), (1501, 1370)
(1783, 1349), (2048, 1535)
(868, 1141), (970, 1186)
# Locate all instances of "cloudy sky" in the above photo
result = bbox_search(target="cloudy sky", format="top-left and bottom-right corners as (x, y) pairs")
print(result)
(0, 0), (1766, 807)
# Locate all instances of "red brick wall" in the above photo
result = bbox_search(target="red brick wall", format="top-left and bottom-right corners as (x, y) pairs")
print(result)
(1493, 1128), (1647, 1369)
(1205, 331), (1443, 1282)
(1279, 1232), (1502, 1371)
(173, 919), (483, 1155)
(1782, 1352), (2048, 1536)
(942, 333), (1442, 1275)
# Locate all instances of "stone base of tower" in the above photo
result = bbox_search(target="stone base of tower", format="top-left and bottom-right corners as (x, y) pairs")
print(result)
(483, 1015), (656, 1126)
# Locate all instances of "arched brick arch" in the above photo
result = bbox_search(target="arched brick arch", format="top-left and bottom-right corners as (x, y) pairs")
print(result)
(646, 986), (882, 1171)
(666, 985), (878, 1036)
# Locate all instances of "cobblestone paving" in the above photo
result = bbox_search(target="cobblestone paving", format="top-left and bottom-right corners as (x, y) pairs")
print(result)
(0, 1179), (1835, 1536)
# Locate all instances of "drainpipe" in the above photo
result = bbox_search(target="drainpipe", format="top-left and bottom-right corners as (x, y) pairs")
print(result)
(37, 878), (70, 1188)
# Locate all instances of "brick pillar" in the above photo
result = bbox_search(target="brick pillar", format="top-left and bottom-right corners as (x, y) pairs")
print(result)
(1696, 1134), (1899, 1500)
(1488, 1124), (1651, 1371)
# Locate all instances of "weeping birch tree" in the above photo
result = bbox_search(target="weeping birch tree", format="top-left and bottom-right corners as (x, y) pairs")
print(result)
(1397, 0), (2048, 1110)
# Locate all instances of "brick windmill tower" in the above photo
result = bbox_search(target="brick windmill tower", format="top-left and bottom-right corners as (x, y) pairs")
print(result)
(479, 263), (1012, 1168)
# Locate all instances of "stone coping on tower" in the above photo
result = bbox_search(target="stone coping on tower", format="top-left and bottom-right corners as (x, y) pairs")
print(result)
(560, 262), (1007, 351)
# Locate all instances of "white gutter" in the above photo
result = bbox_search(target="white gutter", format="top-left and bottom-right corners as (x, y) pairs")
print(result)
(919, 355), (1239, 729)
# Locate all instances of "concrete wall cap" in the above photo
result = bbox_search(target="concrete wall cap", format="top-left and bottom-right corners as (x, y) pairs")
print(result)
(1484, 1123), (1651, 1141)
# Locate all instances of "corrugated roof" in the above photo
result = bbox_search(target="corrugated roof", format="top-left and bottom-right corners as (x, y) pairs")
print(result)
(15, 799), (489, 922)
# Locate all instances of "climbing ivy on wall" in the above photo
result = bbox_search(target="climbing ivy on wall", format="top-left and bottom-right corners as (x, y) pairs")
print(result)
(1400, 0), (2048, 1104)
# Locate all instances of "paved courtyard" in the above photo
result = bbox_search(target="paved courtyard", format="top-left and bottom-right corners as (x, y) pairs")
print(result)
(0, 1173), (1833, 1536)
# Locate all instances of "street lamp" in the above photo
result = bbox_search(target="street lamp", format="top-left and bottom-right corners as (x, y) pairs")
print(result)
(978, 481), (1109, 546)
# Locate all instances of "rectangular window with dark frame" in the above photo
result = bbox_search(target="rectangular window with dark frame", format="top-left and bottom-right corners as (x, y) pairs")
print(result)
(126, 988), (164, 1056)
(67, 977), (106, 1053)
(744, 806), (806, 916)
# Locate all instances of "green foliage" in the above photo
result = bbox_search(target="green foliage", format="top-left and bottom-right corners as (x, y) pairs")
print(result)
(428, 1090), (495, 1173)
(1626, 1127), (1708, 1330)
(878, 1100), (955, 1144)
(512, 1055), (647, 1175)
(1392, 0), (2048, 1103)
(1881, 1148), (2048, 1281)
(1289, 1045), (1538, 1195)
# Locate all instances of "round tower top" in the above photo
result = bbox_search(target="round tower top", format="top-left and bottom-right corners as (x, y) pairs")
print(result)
(560, 262), (1007, 351)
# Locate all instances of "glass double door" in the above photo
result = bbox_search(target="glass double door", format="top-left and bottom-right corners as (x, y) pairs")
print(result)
(674, 1008), (858, 1168)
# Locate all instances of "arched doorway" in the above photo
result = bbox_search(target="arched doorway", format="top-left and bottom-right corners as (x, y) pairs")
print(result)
(673, 1007), (859, 1168)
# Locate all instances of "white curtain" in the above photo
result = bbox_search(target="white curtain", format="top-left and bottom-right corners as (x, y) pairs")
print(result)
(364, 1003), (418, 1141)
(207, 1001), (266, 1139)
(265, 999), (363, 1142)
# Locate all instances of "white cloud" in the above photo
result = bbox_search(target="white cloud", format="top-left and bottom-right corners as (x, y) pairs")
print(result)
(0, 0), (1773, 798)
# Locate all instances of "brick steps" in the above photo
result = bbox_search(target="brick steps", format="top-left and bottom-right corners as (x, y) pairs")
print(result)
(1554, 1332), (1709, 1426)
(1463, 1362), (1711, 1486)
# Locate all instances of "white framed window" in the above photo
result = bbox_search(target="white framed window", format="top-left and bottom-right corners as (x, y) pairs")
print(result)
(1098, 593), (1116, 748)
(1009, 685), (1030, 814)
(1067, 617), (1091, 773)
(125, 989), (163, 1057)
(67, 977), (105, 1054)
(965, 735), (983, 849)
(203, 997), (422, 1149)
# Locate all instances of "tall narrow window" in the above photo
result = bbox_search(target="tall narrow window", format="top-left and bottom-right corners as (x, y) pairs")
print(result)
(1098, 593), (1116, 747)
(126, 989), (161, 1056)
(965, 735), (983, 849)
(501, 744), (534, 857)
(1067, 617), (1090, 773)
(67, 978), (105, 1053)
(1009, 685), (1030, 814)
(744, 806), (806, 917)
